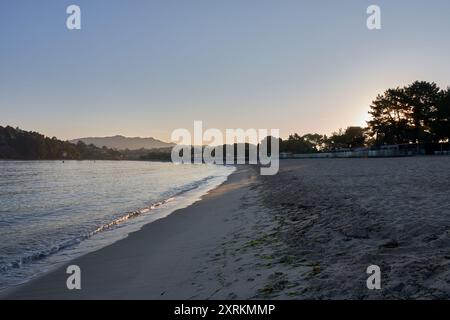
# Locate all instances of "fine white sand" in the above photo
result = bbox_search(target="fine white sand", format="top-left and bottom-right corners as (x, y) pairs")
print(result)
(3, 157), (450, 299)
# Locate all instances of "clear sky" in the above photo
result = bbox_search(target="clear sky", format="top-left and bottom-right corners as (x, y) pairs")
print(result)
(1, 0), (450, 141)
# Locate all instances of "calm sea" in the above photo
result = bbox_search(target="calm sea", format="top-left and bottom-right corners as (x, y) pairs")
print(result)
(0, 160), (234, 290)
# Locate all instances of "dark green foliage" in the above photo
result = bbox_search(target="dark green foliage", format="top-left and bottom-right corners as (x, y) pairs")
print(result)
(137, 148), (173, 161)
(430, 88), (450, 142)
(0, 126), (123, 160)
(279, 128), (366, 154)
(326, 127), (366, 150)
(367, 81), (449, 145)
(280, 133), (323, 154)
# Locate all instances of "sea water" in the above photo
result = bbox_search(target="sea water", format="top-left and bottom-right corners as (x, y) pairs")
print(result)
(0, 160), (234, 290)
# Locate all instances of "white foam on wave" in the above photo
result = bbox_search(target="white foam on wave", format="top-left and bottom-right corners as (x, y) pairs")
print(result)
(0, 165), (235, 290)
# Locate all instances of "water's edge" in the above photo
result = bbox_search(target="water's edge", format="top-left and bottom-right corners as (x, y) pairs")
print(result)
(0, 163), (236, 292)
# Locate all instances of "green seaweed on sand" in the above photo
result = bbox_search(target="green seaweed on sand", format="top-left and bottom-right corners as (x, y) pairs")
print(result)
(243, 233), (277, 248)
(311, 264), (321, 275)
(258, 285), (274, 295)
(279, 255), (297, 265)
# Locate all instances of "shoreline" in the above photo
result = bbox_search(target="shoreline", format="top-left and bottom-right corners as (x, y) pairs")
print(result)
(0, 161), (234, 294)
(1, 165), (258, 299)
(3, 157), (450, 299)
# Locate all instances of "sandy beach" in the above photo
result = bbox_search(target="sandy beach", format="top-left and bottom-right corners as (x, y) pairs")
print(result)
(3, 157), (450, 299)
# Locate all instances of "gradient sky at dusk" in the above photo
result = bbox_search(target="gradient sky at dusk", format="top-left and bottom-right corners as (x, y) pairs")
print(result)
(1, 0), (450, 141)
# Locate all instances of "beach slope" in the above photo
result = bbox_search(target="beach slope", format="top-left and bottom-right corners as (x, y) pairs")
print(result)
(4, 157), (450, 300)
(3, 166), (260, 299)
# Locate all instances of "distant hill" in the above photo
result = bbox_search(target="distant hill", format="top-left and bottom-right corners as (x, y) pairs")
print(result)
(70, 135), (174, 150)
(0, 126), (123, 160)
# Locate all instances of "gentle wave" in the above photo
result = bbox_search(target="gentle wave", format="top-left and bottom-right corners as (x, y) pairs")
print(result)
(0, 173), (221, 275)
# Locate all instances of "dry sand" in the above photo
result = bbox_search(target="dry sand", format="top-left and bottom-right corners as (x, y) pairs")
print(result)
(3, 157), (450, 299)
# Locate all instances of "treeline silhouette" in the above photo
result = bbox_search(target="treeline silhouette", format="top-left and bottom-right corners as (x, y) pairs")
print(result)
(278, 81), (450, 154)
(140, 81), (449, 159)
(138, 132), (368, 161)
(279, 127), (366, 154)
(140, 143), (269, 163)
(368, 81), (449, 145)
(2, 81), (449, 160)
(0, 126), (123, 160)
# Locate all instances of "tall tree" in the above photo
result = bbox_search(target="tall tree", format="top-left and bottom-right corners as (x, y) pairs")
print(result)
(326, 127), (366, 150)
(404, 81), (440, 143)
(430, 88), (450, 142)
(280, 134), (316, 154)
(302, 133), (327, 151)
(367, 88), (412, 145)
